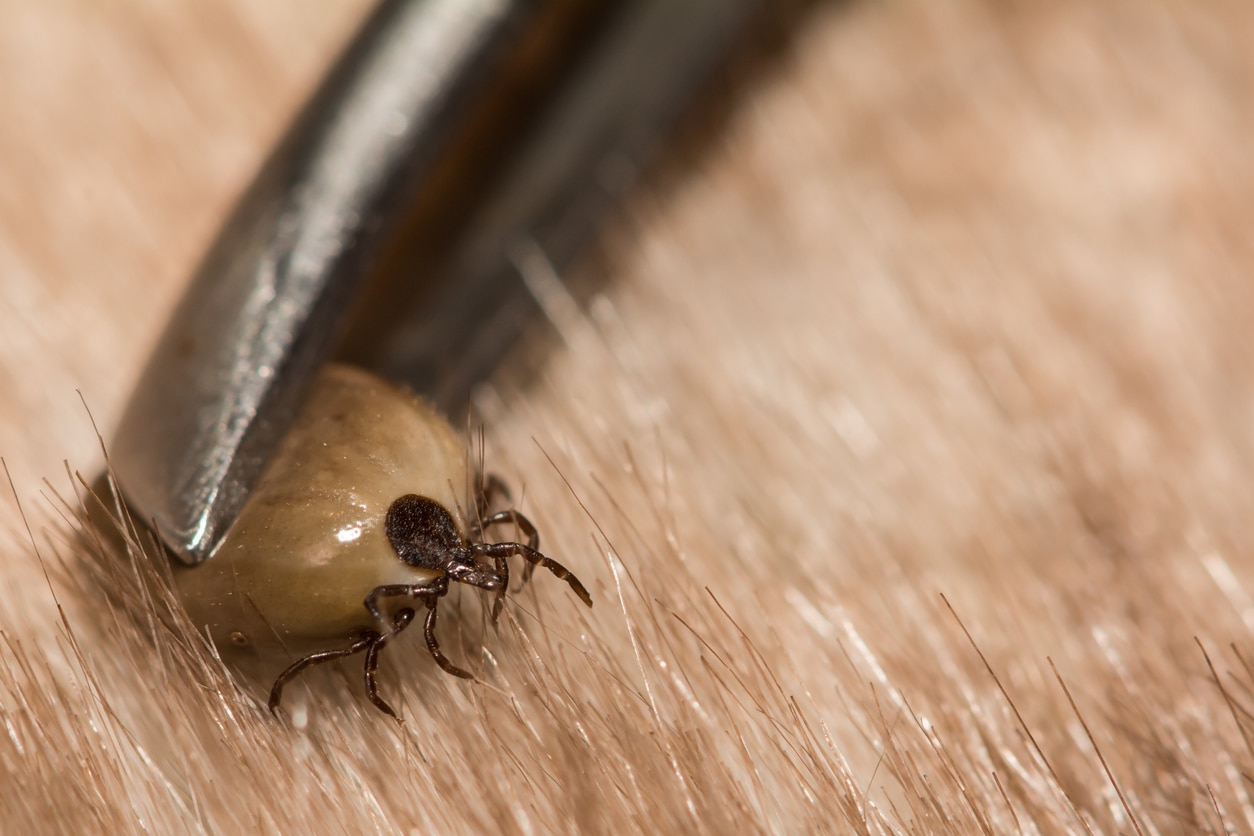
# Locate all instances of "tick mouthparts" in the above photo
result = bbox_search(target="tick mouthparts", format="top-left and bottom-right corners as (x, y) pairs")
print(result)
(448, 562), (504, 591)
(470, 572), (505, 592)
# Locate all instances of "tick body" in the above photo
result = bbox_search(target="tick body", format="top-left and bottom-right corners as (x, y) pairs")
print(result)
(173, 364), (591, 718)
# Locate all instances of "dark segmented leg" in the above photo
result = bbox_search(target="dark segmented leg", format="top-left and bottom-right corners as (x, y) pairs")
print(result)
(479, 508), (542, 611)
(363, 608), (416, 719)
(421, 597), (473, 679)
(478, 510), (522, 621)
(489, 552), (509, 625)
(269, 632), (376, 714)
(473, 472), (513, 535)
(472, 541), (592, 608)
(480, 509), (539, 550)
(365, 578), (448, 632)
(480, 472), (512, 508)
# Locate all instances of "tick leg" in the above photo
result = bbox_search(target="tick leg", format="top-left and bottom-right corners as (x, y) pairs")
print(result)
(479, 509), (538, 549)
(479, 509), (540, 593)
(365, 580), (446, 633)
(472, 472), (514, 540)
(474, 542), (592, 608)
(475, 472), (512, 521)
(363, 608), (416, 720)
(419, 595), (473, 679)
(269, 632), (376, 715)
(490, 553), (510, 625)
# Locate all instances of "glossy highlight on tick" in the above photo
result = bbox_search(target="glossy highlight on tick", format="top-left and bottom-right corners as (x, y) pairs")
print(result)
(170, 364), (592, 720)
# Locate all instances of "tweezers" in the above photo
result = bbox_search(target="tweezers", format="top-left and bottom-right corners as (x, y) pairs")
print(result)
(110, 0), (758, 566)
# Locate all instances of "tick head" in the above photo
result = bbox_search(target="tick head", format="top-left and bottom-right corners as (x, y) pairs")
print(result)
(445, 559), (505, 591)
(385, 493), (466, 571)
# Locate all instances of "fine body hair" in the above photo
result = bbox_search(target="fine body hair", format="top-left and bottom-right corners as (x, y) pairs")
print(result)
(2, 2), (1253, 833)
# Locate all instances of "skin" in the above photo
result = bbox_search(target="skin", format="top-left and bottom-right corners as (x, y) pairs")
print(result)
(173, 364), (469, 662)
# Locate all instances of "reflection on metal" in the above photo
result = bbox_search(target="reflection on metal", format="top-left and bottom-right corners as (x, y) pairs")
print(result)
(110, 0), (759, 566)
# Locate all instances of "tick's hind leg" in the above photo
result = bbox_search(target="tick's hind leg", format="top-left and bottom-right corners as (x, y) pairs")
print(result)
(417, 593), (473, 679)
(363, 608), (416, 719)
(269, 634), (375, 715)
(365, 580), (445, 633)
(269, 609), (417, 718)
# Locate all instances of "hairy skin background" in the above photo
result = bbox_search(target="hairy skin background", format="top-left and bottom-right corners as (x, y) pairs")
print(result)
(3, 1), (1254, 833)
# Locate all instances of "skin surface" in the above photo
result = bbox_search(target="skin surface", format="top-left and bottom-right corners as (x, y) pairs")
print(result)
(6, 1), (1254, 833)
(174, 364), (460, 660)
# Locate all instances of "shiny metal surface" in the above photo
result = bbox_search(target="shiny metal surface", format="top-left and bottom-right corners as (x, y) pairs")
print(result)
(111, 0), (760, 567)
(345, 0), (762, 410)
(112, 0), (525, 565)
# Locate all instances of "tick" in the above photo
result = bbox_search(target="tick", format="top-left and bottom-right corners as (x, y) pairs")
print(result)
(172, 364), (591, 719)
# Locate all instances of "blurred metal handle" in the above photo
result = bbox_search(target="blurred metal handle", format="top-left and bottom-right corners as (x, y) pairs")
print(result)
(348, 0), (762, 410)
(111, 0), (760, 567)
(111, 0), (538, 565)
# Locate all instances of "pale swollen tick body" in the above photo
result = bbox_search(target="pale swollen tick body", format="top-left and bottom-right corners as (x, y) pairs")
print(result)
(172, 364), (592, 719)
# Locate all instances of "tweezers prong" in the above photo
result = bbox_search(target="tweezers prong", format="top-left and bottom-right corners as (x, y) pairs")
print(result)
(110, 0), (760, 567)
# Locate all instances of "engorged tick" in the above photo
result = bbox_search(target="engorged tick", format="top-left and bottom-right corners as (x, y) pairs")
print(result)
(168, 364), (593, 720)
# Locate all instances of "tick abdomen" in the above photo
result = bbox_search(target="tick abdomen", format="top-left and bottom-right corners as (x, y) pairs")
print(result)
(174, 365), (468, 658)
